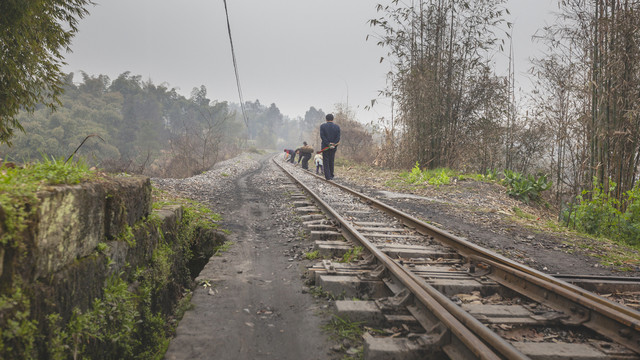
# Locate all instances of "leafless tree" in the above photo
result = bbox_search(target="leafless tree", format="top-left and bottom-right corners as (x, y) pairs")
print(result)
(333, 104), (376, 163)
(167, 102), (231, 177)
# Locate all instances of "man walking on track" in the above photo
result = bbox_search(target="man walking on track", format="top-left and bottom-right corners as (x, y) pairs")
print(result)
(320, 113), (340, 180)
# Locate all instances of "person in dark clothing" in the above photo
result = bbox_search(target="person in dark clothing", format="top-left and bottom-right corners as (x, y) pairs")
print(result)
(284, 149), (296, 163)
(320, 113), (340, 180)
(296, 141), (314, 170)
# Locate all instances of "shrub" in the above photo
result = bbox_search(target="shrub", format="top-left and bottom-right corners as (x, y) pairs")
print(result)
(503, 170), (552, 204)
(621, 185), (640, 242)
(567, 182), (620, 235)
(0, 286), (38, 359)
(400, 163), (452, 186)
(566, 181), (640, 245)
(402, 162), (424, 183)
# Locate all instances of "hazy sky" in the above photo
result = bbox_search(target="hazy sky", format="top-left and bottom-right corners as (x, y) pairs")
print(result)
(63, 0), (557, 124)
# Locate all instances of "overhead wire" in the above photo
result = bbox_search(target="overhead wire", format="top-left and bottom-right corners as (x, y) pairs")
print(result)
(222, 0), (249, 129)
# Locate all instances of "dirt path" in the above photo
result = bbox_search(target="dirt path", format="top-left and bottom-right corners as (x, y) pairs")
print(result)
(163, 154), (333, 360)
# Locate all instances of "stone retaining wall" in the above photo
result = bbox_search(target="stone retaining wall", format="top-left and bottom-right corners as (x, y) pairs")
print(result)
(0, 176), (152, 289)
(0, 175), (223, 358)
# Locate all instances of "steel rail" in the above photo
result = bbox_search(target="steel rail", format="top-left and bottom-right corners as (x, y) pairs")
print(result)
(554, 274), (640, 283)
(274, 159), (527, 360)
(315, 171), (640, 353)
(476, 255), (640, 354)
(389, 257), (530, 360)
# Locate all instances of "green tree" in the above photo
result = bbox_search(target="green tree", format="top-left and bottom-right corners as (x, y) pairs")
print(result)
(0, 0), (94, 144)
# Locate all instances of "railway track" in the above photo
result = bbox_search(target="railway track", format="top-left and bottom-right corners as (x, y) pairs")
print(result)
(274, 157), (640, 360)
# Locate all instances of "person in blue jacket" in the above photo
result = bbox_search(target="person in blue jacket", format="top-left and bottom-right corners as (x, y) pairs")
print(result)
(319, 113), (340, 180)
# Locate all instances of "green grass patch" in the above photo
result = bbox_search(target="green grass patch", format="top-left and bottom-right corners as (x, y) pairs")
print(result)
(340, 247), (364, 263)
(323, 315), (364, 343)
(214, 241), (233, 256)
(543, 220), (563, 232)
(567, 234), (640, 271)
(335, 157), (357, 168)
(304, 250), (321, 260)
(247, 147), (264, 154)
(500, 209), (632, 268)
(308, 286), (343, 301)
(513, 207), (536, 221)
(152, 187), (225, 233)
(458, 169), (500, 182)
(323, 315), (365, 359)
(397, 163), (498, 188)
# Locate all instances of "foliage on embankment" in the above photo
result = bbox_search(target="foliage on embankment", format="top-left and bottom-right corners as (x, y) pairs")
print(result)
(565, 181), (640, 245)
